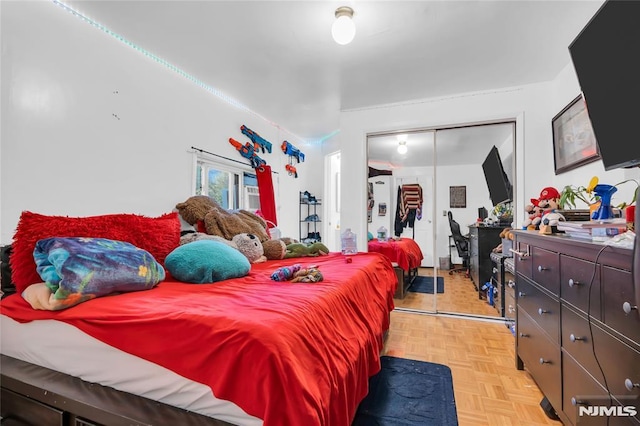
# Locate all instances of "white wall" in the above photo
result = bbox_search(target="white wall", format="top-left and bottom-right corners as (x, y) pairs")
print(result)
(337, 63), (640, 252)
(0, 1), (321, 244)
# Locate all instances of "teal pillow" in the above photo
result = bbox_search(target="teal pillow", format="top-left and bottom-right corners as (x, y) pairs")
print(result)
(165, 240), (250, 284)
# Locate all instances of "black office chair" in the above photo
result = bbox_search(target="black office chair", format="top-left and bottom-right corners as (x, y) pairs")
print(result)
(447, 211), (470, 277)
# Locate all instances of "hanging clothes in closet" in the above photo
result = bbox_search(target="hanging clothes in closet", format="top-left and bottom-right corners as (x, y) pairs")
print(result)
(394, 183), (423, 237)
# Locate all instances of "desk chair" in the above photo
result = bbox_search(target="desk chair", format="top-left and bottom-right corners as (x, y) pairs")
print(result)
(448, 211), (470, 277)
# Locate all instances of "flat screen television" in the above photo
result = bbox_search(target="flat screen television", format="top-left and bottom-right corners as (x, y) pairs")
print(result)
(482, 145), (512, 206)
(569, 0), (640, 321)
(569, 0), (640, 171)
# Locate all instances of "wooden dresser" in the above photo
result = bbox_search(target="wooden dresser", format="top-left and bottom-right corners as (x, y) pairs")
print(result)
(513, 231), (640, 425)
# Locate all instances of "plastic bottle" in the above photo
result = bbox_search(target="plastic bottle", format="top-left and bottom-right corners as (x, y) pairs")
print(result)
(377, 226), (388, 242)
(341, 228), (358, 255)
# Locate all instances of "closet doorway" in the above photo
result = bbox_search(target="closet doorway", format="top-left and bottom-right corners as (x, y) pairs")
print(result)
(366, 121), (515, 319)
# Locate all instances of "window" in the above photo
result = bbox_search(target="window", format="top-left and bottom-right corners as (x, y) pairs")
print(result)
(195, 157), (258, 212)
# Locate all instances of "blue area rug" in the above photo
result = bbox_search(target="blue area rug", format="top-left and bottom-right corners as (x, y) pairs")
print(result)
(353, 356), (458, 426)
(408, 276), (444, 294)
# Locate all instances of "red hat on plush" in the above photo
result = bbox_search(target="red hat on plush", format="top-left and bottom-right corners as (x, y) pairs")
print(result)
(539, 187), (560, 200)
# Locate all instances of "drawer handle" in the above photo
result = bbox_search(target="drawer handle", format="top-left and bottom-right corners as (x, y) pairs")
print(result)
(509, 248), (529, 260)
(508, 280), (515, 288)
(569, 334), (585, 343)
(537, 265), (548, 272)
(625, 379), (640, 392)
(538, 308), (548, 315)
(539, 358), (551, 365)
(571, 397), (589, 407)
(493, 267), (498, 274)
(568, 278), (580, 287)
(508, 305), (515, 313)
(623, 302), (638, 315)
(519, 332), (529, 338)
(518, 291), (526, 298)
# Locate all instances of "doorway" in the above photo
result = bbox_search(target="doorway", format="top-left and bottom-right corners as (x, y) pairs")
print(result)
(366, 121), (515, 319)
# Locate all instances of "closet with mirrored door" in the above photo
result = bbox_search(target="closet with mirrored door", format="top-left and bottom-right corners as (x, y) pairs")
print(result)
(366, 121), (516, 320)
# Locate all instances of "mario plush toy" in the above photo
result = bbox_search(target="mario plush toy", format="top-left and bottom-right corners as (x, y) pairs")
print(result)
(523, 187), (561, 230)
(537, 187), (561, 213)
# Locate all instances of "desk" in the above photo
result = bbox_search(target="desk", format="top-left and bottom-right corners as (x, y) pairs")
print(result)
(468, 225), (507, 298)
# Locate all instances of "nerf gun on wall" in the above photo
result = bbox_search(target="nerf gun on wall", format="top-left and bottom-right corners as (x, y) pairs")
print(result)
(229, 137), (266, 169)
(285, 164), (298, 178)
(281, 141), (305, 163)
(241, 125), (273, 154)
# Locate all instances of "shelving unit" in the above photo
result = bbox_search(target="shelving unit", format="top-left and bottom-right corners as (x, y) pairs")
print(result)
(299, 191), (322, 243)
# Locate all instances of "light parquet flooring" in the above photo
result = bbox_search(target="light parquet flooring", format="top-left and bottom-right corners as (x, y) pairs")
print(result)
(384, 268), (561, 426)
(395, 266), (499, 316)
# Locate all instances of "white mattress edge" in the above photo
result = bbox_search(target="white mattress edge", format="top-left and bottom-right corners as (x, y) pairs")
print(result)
(0, 314), (262, 426)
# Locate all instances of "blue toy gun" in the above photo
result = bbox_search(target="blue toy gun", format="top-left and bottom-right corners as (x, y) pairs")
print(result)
(240, 125), (273, 154)
(281, 141), (305, 163)
(251, 154), (266, 169)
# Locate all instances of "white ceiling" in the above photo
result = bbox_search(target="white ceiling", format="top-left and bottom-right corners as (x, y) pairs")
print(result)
(64, 0), (603, 142)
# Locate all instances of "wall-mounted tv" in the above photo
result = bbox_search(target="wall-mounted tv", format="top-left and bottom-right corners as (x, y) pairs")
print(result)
(482, 145), (512, 206)
(569, 0), (640, 171)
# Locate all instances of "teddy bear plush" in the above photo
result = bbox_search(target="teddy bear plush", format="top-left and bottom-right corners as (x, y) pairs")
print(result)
(175, 195), (293, 260)
(232, 233), (267, 263)
(262, 239), (287, 260)
(175, 196), (269, 242)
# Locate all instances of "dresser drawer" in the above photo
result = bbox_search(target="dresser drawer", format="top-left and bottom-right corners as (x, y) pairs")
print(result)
(561, 304), (603, 379)
(560, 254), (602, 319)
(517, 310), (562, 414)
(562, 351), (609, 426)
(532, 246), (560, 296)
(602, 266), (639, 344)
(505, 291), (516, 323)
(518, 276), (560, 344)
(592, 325), (640, 408)
(514, 241), (532, 279)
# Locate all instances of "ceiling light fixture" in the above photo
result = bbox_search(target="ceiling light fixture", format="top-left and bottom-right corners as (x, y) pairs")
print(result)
(331, 6), (356, 45)
(397, 140), (408, 154)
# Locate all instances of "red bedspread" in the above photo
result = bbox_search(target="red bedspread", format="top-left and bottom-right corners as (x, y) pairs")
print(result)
(1, 252), (396, 426)
(367, 238), (424, 271)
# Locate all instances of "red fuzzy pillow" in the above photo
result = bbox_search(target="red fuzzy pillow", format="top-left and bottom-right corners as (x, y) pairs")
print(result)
(10, 211), (181, 294)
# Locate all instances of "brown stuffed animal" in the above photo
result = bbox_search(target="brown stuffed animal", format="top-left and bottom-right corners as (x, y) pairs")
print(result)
(262, 239), (287, 260)
(175, 196), (269, 242)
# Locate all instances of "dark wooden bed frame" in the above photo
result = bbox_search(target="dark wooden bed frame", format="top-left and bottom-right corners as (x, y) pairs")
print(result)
(0, 354), (234, 426)
(392, 263), (418, 299)
(1, 327), (391, 425)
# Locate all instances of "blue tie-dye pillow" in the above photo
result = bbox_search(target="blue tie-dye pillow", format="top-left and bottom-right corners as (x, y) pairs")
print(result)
(28, 237), (165, 310)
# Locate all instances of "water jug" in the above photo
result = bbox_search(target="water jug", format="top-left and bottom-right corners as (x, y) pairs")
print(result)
(377, 226), (388, 242)
(341, 228), (358, 255)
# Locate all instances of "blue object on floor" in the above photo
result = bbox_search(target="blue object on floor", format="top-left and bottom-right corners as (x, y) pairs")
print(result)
(354, 356), (458, 426)
(408, 276), (444, 294)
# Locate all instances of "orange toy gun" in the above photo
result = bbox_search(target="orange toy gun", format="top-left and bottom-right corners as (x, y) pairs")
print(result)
(285, 164), (298, 178)
(229, 137), (254, 160)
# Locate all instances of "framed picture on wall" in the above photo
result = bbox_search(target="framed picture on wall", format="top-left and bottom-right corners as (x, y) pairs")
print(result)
(552, 95), (601, 174)
(449, 186), (466, 208)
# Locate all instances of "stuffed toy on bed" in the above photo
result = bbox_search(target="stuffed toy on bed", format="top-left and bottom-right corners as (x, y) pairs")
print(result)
(284, 242), (330, 259)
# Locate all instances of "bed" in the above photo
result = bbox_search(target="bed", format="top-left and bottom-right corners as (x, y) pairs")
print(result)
(1, 250), (397, 425)
(367, 238), (423, 299)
